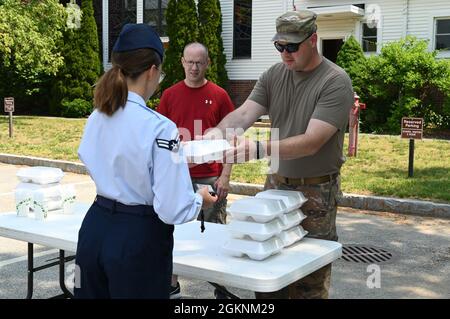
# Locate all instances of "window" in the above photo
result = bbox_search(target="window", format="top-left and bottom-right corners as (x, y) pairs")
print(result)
(362, 23), (377, 53)
(124, 0), (135, 10)
(435, 18), (450, 51)
(233, 0), (252, 58)
(109, 0), (137, 61)
(144, 0), (168, 37)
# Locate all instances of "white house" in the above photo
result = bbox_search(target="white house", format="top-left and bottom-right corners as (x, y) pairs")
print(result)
(92, 0), (450, 105)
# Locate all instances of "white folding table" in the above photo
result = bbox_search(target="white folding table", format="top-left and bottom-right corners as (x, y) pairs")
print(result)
(0, 203), (342, 298)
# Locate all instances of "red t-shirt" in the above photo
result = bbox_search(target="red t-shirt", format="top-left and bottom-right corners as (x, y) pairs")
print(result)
(157, 81), (235, 177)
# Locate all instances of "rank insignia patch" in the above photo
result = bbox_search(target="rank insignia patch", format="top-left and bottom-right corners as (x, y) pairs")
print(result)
(156, 135), (180, 152)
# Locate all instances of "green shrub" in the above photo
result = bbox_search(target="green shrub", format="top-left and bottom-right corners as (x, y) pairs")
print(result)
(61, 98), (92, 118)
(215, 0), (229, 89)
(146, 97), (160, 110)
(336, 35), (366, 95)
(161, 0), (199, 92)
(160, 0), (228, 92)
(343, 36), (450, 133)
(49, 0), (101, 116)
(198, 0), (221, 85)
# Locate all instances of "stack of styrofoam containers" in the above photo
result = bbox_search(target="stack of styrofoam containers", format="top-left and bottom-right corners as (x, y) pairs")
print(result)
(15, 166), (76, 220)
(223, 190), (308, 261)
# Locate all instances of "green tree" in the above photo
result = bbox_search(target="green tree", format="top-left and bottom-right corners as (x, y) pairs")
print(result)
(49, 0), (101, 117)
(0, 0), (66, 108)
(198, 0), (220, 85)
(336, 35), (366, 95)
(215, 0), (229, 89)
(161, 0), (199, 92)
(360, 36), (450, 132)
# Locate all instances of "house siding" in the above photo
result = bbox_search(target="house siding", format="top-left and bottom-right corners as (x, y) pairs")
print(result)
(219, 0), (290, 81)
(220, 0), (450, 80)
(303, 0), (405, 46)
(408, 0), (450, 56)
(303, 0), (450, 55)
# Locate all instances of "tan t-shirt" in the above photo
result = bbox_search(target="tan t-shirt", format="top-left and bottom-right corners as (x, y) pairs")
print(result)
(249, 58), (354, 178)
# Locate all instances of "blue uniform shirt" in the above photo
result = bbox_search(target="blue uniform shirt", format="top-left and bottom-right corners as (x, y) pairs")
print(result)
(78, 91), (202, 224)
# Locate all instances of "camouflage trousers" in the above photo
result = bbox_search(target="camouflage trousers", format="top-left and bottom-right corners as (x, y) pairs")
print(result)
(191, 177), (227, 224)
(254, 173), (341, 299)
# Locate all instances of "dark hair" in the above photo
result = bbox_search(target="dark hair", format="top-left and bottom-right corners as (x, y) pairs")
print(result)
(94, 48), (161, 116)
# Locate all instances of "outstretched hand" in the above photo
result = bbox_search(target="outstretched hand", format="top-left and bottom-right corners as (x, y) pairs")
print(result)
(223, 135), (257, 164)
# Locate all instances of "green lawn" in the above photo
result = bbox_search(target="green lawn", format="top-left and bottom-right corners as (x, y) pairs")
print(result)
(1, 116), (449, 203)
(0, 116), (85, 161)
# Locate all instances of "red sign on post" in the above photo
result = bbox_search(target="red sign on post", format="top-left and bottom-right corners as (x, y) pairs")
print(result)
(401, 117), (423, 139)
(4, 97), (14, 113)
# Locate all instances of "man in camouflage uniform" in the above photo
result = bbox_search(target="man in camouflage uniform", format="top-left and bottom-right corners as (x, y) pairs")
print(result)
(207, 10), (353, 298)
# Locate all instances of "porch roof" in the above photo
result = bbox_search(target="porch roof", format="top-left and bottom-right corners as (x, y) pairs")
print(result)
(308, 5), (365, 20)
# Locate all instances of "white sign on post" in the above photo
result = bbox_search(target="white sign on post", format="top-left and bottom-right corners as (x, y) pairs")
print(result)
(4, 97), (14, 113)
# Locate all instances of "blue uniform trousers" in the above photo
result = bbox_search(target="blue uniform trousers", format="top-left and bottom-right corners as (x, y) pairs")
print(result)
(74, 197), (174, 299)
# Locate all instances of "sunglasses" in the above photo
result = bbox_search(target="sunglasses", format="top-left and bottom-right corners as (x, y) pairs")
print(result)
(274, 33), (313, 53)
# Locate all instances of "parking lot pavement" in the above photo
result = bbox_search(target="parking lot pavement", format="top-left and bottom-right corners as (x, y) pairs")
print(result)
(1, 163), (449, 299)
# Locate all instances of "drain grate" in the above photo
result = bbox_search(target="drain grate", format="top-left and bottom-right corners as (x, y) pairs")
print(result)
(340, 245), (393, 264)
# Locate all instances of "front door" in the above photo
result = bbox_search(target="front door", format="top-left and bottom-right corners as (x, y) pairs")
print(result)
(322, 39), (344, 63)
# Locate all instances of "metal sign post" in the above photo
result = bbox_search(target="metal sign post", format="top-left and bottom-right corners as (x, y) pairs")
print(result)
(408, 138), (415, 177)
(4, 97), (14, 138)
(348, 93), (366, 157)
(401, 117), (423, 177)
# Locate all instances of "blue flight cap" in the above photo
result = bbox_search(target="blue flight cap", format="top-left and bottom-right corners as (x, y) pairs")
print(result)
(112, 23), (164, 61)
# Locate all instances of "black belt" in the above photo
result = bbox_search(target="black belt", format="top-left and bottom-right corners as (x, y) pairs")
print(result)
(275, 172), (339, 186)
(95, 195), (155, 216)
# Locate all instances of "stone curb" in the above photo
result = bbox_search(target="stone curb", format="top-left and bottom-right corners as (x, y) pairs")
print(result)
(229, 182), (450, 219)
(2, 153), (449, 219)
(0, 153), (88, 175)
(338, 193), (450, 219)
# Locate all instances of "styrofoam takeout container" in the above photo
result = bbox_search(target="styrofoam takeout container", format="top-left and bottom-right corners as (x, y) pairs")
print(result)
(227, 198), (287, 223)
(227, 218), (284, 241)
(16, 166), (64, 185)
(278, 209), (307, 230)
(278, 225), (308, 247)
(255, 189), (307, 211)
(222, 236), (284, 261)
(181, 139), (231, 163)
(16, 182), (62, 200)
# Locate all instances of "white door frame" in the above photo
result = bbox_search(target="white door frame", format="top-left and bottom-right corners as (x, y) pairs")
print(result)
(318, 34), (346, 56)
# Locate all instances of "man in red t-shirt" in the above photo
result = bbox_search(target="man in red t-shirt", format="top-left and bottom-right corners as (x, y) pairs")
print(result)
(157, 42), (234, 298)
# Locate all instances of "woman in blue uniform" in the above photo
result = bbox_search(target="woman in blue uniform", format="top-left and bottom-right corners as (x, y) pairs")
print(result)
(74, 24), (217, 299)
